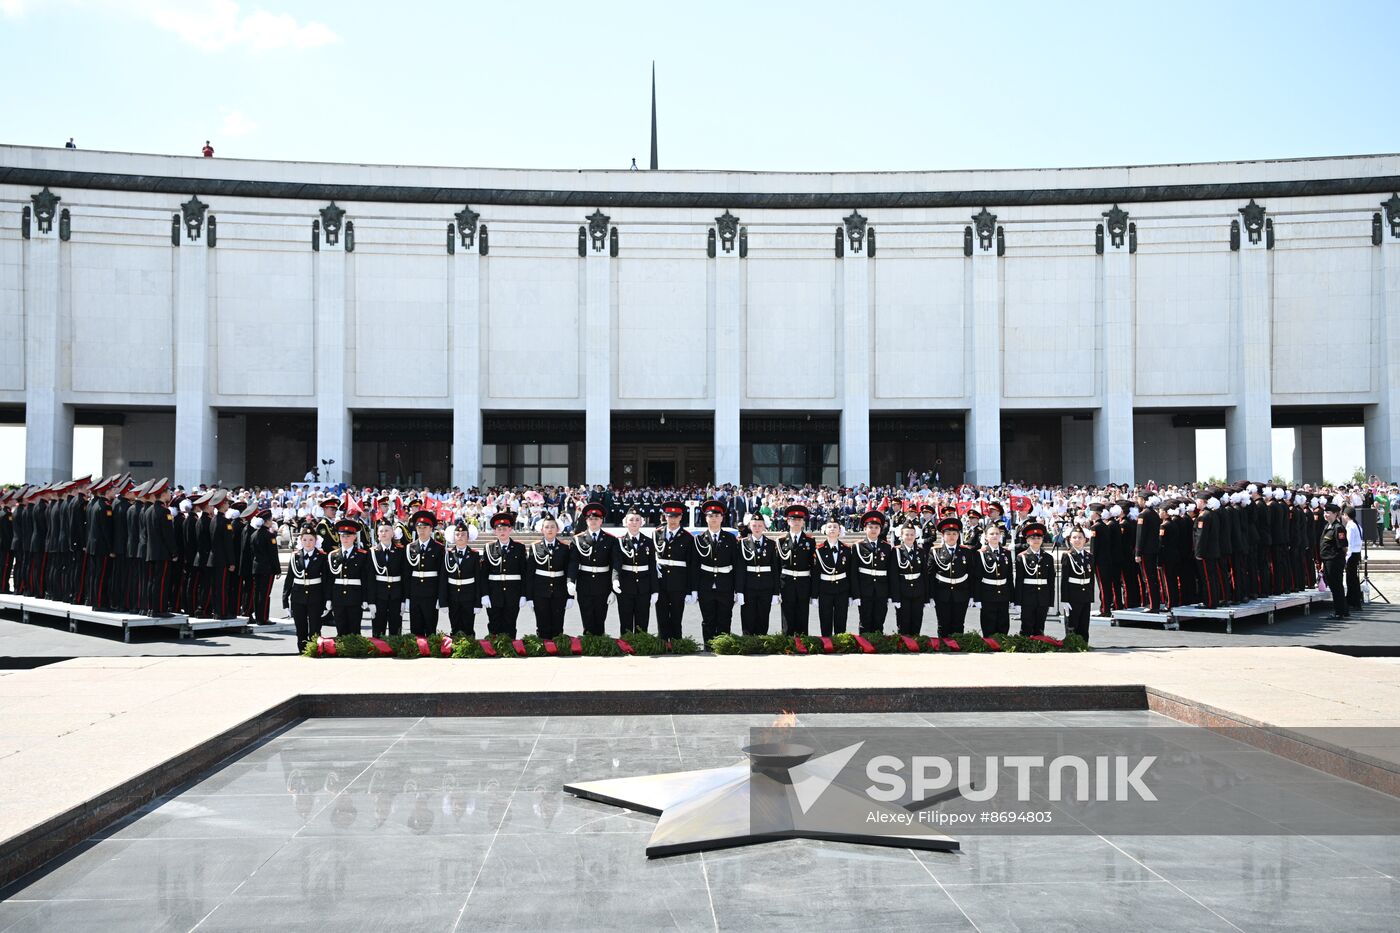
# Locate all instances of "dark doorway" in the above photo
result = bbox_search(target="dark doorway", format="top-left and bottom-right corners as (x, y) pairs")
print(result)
(353, 413), (451, 488)
(646, 459), (677, 486)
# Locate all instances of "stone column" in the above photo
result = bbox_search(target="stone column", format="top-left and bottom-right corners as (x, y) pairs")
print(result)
(1292, 424), (1323, 485)
(713, 228), (742, 485)
(838, 217), (871, 486)
(583, 222), (612, 485)
(1367, 230), (1400, 479)
(1094, 222), (1135, 483)
(23, 205), (71, 483)
(1226, 208), (1273, 480)
(173, 206), (216, 488)
(965, 226), (1002, 485)
(450, 245), (482, 489)
(314, 209), (352, 486)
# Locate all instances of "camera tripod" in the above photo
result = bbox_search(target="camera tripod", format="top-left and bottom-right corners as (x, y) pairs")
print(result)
(1359, 537), (1389, 604)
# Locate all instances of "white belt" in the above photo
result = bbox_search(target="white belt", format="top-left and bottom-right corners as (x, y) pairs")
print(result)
(578, 565), (610, 573)
(449, 578), (475, 586)
(621, 564), (649, 573)
(746, 566), (771, 573)
(488, 573), (522, 581)
(1069, 577), (1091, 585)
(936, 574), (967, 585)
(982, 577), (1006, 586)
(701, 565), (733, 574)
(412, 571), (438, 578)
(375, 575), (401, 583)
(1022, 579), (1048, 586)
(294, 577), (322, 585)
(334, 578), (361, 585)
(901, 573), (921, 581)
(534, 569), (565, 578)
(781, 569), (810, 577)
(820, 573), (846, 582)
(859, 568), (886, 576)
(657, 558), (687, 568)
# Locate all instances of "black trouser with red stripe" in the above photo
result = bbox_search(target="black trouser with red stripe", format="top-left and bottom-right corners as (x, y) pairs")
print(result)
(1137, 556), (1162, 610)
(85, 555), (112, 610)
(1196, 558), (1226, 608)
(1094, 566), (1115, 615)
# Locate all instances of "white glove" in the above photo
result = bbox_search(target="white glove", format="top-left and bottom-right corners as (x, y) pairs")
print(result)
(894, 602), (902, 609)
(972, 601), (981, 609)
(393, 526), (403, 541)
(853, 598), (861, 607)
(566, 598), (575, 611)
(685, 592), (697, 604)
(519, 597), (528, 608)
(567, 580), (577, 597)
(481, 596), (491, 609)
(650, 592), (659, 605)
(607, 593), (616, 605)
(611, 579), (621, 595)
(735, 592), (745, 606)
(473, 605), (481, 613)
(771, 595), (780, 606)
(810, 598), (818, 608)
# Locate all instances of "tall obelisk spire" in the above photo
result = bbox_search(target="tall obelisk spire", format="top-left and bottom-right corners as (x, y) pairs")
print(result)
(649, 62), (658, 170)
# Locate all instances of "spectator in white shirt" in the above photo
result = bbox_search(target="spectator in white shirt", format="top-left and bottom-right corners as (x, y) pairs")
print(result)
(1343, 508), (1364, 610)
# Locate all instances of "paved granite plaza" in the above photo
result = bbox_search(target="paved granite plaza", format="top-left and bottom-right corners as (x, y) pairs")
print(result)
(2, 711), (1399, 932)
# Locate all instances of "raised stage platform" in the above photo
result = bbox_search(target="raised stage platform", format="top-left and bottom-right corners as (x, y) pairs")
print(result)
(0, 594), (248, 642)
(1113, 590), (1333, 633)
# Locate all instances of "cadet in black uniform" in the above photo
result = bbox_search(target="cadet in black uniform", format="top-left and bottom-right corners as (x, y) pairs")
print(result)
(891, 523), (927, 636)
(1134, 493), (1163, 612)
(326, 518), (371, 635)
(612, 508), (656, 633)
(928, 517), (973, 638)
(693, 500), (739, 642)
(1319, 501), (1349, 619)
(568, 503), (615, 636)
(776, 504), (815, 636)
(369, 521), (407, 637)
(736, 513), (780, 635)
(526, 515), (568, 638)
(142, 479), (178, 615)
(1060, 526), (1095, 642)
(653, 500), (696, 641)
(975, 522), (1013, 636)
(282, 525), (328, 651)
(441, 520), (483, 637)
(813, 519), (852, 636)
(405, 510), (445, 636)
(1088, 505), (1116, 616)
(247, 508), (280, 624)
(852, 509), (892, 633)
(482, 511), (527, 637)
(1014, 522), (1054, 636)
(83, 477), (117, 610)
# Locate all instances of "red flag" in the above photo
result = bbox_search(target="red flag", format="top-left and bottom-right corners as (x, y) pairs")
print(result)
(424, 495), (440, 512)
(345, 492), (363, 517)
(956, 500), (973, 516)
(1009, 494), (1032, 514)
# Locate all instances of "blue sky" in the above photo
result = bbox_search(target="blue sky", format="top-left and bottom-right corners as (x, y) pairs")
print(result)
(0, 1), (1386, 482)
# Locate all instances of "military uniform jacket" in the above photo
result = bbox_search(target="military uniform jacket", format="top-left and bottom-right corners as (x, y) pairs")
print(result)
(250, 526), (280, 576)
(1014, 549), (1055, 609)
(1060, 549), (1095, 604)
(144, 503), (178, 563)
(111, 499), (128, 558)
(482, 539), (527, 601)
(525, 539), (568, 600)
(282, 549), (328, 607)
(612, 532), (657, 596)
(776, 532), (815, 597)
(85, 497), (114, 556)
(194, 513), (214, 568)
(216, 516), (241, 570)
(927, 544), (973, 602)
(126, 502), (144, 561)
(852, 539), (892, 600)
(653, 526), (697, 594)
(1192, 510), (1219, 561)
(567, 531), (617, 596)
(404, 538), (445, 602)
(326, 546), (372, 607)
(443, 545), (483, 607)
(369, 544), (407, 604)
(693, 529), (739, 597)
(891, 545), (927, 603)
(1318, 518), (1347, 561)
(812, 540), (852, 597)
(1134, 509), (1161, 557)
(974, 547), (1013, 605)
(735, 535), (780, 595)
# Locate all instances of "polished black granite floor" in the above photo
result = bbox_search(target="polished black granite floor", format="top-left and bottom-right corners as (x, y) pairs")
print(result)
(1, 711), (1398, 932)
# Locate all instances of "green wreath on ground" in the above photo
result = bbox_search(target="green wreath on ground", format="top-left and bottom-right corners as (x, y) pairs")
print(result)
(302, 629), (1089, 658)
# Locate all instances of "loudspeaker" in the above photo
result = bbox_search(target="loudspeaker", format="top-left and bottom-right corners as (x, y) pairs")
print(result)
(1356, 507), (1381, 546)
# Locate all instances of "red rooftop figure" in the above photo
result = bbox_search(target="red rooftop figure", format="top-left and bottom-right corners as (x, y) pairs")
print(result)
(202, 140), (214, 158)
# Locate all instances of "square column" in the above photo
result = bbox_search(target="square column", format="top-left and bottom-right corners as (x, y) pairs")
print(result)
(583, 246), (611, 485)
(23, 227), (72, 482)
(451, 250), (482, 489)
(1292, 424), (1323, 485)
(713, 247), (741, 484)
(1093, 244), (1134, 483)
(1367, 236), (1400, 479)
(965, 248), (1001, 485)
(314, 239), (351, 486)
(1227, 239), (1273, 480)
(839, 245), (871, 485)
(173, 240), (216, 487)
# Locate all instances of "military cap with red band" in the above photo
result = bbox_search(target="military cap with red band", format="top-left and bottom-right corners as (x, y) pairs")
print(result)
(491, 511), (516, 528)
(411, 509), (437, 528)
(582, 503), (606, 519)
(334, 518), (361, 535)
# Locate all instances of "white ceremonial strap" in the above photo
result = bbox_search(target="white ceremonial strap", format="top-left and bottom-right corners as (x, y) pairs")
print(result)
(334, 578), (361, 585)
(621, 564), (650, 573)
(449, 578), (475, 586)
(701, 565), (734, 573)
(657, 558), (688, 568)
(488, 573), (522, 581)
(819, 573), (846, 582)
(375, 575), (401, 583)
(534, 569), (565, 578)
(1022, 579), (1048, 586)
(294, 577), (322, 585)
(981, 577), (1006, 586)
(578, 565), (610, 573)
(781, 569), (811, 577)
(935, 574), (968, 585)
(412, 571), (439, 578)
(901, 573), (922, 581)
(858, 568), (886, 576)
(1069, 577), (1092, 585)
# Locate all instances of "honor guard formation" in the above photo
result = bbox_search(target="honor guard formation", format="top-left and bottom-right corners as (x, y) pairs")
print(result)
(0, 476), (1390, 652)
